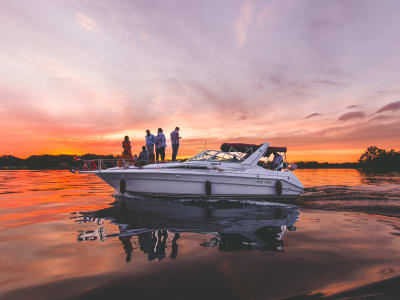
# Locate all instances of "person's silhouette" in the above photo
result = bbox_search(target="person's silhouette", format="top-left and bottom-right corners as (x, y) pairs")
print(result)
(119, 235), (133, 262)
(156, 230), (168, 261)
(170, 233), (181, 259)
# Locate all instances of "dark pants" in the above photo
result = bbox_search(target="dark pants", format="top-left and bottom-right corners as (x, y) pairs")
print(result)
(156, 146), (165, 162)
(172, 144), (179, 161)
(146, 145), (155, 162)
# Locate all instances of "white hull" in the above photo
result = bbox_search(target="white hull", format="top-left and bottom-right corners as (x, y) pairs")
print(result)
(81, 142), (304, 199)
(96, 169), (303, 199)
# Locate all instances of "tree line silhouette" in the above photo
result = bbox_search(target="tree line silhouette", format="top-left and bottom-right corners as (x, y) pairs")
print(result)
(358, 146), (400, 171)
(1, 146), (399, 171)
(0, 154), (117, 170)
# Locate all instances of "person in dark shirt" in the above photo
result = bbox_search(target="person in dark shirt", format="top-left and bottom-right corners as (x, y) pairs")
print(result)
(170, 127), (181, 161)
(155, 128), (167, 162)
(137, 146), (149, 166)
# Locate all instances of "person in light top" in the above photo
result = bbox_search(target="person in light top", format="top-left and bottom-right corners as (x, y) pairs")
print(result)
(145, 129), (155, 162)
(170, 127), (181, 161)
(272, 152), (283, 170)
(155, 128), (167, 162)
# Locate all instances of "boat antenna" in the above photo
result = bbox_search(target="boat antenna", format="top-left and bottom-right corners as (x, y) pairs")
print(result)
(204, 139), (206, 150)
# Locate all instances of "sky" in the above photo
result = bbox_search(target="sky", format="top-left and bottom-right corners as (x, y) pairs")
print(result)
(1, 0), (400, 162)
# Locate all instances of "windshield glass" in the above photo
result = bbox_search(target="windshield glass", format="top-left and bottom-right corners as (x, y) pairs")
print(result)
(189, 150), (246, 162)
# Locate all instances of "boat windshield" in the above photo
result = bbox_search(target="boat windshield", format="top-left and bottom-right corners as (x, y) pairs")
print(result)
(189, 150), (245, 162)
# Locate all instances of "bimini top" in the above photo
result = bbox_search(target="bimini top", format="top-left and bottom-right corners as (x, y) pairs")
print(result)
(220, 143), (287, 156)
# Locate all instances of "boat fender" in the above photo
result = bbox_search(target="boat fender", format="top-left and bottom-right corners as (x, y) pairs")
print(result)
(205, 180), (212, 195)
(275, 180), (282, 197)
(120, 178), (126, 194)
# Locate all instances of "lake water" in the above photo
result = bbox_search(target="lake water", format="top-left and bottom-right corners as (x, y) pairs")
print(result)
(0, 169), (400, 299)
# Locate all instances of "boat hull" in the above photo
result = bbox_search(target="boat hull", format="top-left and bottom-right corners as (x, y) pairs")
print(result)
(96, 169), (303, 199)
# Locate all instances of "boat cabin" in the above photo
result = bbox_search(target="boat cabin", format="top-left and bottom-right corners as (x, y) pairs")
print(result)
(188, 143), (288, 170)
(219, 143), (288, 170)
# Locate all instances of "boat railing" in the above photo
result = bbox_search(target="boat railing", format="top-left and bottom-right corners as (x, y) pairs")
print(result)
(77, 159), (137, 172)
(76, 158), (177, 172)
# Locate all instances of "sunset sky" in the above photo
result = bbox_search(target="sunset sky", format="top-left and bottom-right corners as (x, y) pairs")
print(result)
(1, 0), (400, 162)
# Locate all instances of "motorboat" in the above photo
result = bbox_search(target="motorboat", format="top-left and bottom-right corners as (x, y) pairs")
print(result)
(79, 142), (304, 199)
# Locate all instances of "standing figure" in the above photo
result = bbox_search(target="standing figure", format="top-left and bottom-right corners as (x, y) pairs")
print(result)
(145, 130), (155, 163)
(121, 136), (133, 161)
(170, 127), (181, 161)
(155, 128), (166, 162)
(271, 152), (283, 170)
(170, 232), (180, 259)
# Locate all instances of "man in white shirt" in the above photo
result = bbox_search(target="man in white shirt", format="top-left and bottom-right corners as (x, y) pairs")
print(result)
(145, 130), (155, 162)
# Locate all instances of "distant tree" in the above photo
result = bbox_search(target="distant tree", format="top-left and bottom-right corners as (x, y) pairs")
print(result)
(0, 155), (25, 169)
(0, 154), (118, 169)
(294, 161), (357, 169)
(358, 146), (400, 171)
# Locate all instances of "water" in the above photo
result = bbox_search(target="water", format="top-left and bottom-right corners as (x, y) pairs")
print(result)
(0, 169), (400, 299)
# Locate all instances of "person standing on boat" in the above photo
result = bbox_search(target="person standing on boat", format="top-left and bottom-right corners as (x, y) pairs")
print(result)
(155, 128), (166, 162)
(170, 127), (181, 161)
(272, 152), (283, 170)
(145, 129), (155, 162)
(121, 136), (133, 160)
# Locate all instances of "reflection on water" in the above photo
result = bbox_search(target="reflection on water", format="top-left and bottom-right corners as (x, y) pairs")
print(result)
(294, 169), (400, 217)
(1, 170), (400, 299)
(73, 197), (299, 262)
(295, 168), (400, 188)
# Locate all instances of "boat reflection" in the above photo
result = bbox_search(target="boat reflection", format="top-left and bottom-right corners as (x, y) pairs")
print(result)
(72, 196), (299, 262)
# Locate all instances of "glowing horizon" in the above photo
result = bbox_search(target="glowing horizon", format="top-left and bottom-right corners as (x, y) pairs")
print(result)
(1, 1), (400, 162)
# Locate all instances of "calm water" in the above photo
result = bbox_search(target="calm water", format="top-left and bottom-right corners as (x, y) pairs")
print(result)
(0, 169), (400, 299)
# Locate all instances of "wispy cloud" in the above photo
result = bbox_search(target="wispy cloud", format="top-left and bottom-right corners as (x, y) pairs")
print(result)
(368, 115), (395, 123)
(313, 80), (344, 86)
(376, 100), (400, 113)
(235, 0), (255, 47)
(347, 105), (358, 109)
(306, 113), (322, 119)
(75, 12), (98, 32)
(338, 111), (365, 121)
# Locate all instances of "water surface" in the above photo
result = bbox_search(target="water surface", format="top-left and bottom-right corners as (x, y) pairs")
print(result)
(0, 169), (400, 299)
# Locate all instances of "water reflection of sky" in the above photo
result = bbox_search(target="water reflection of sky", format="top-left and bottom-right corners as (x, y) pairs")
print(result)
(1, 170), (400, 299)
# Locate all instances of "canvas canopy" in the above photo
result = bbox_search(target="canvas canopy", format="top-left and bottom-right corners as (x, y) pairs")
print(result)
(220, 143), (287, 156)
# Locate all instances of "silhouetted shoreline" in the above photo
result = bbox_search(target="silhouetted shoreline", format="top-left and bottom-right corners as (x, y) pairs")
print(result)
(1, 146), (398, 171)
(0, 154), (358, 170)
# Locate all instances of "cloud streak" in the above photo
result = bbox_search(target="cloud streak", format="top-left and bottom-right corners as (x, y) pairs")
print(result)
(376, 101), (400, 113)
(235, 0), (255, 47)
(306, 113), (322, 119)
(368, 115), (395, 123)
(75, 12), (98, 32)
(338, 111), (366, 121)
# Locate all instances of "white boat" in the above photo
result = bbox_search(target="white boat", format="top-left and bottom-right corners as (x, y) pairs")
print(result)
(79, 142), (304, 199)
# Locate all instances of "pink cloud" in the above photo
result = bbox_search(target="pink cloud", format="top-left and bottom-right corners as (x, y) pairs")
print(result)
(75, 12), (98, 32)
(338, 111), (366, 121)
(235, 0), (255, 46)
(368, 115), (396, 123)
(306, 113), (322, 119)
(376, 101), (400, 113)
